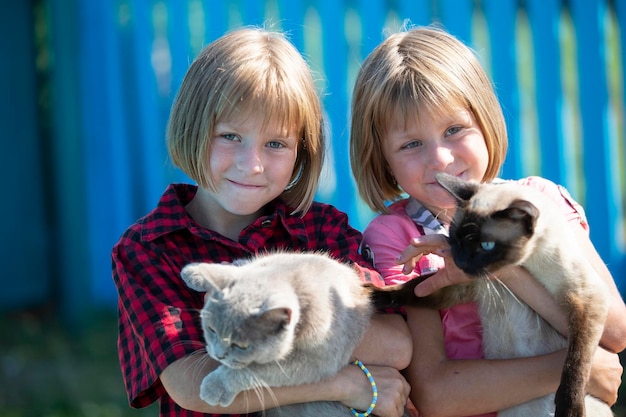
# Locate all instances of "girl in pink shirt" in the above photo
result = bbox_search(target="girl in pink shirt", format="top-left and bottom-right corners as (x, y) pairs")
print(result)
(350, 26), (626, 417)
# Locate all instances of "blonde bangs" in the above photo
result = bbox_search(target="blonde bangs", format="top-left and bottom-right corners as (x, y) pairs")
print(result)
(216, 65), (307, 138)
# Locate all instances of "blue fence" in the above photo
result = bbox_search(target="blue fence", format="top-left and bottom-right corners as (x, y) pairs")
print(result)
(4, 0), (625, 321)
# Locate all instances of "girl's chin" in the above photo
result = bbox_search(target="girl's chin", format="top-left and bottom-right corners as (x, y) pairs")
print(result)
(423, 192), (457, 210)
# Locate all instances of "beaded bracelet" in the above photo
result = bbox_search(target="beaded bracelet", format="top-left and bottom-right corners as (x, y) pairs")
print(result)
(349, 359), (378, 417)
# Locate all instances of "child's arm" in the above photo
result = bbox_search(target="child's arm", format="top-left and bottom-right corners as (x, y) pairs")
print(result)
(569, 225), (626, 352)
(404, 306), (622, 417)
(352, 312), (413, 369)
(160, 314), (411, 416)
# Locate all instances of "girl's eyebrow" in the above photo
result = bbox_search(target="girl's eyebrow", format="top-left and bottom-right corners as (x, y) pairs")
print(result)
(269, 134), (299, 140)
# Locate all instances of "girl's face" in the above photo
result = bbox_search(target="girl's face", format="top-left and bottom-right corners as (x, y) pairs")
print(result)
(202, 115), (299, 224)
(382, 107), (489, 221)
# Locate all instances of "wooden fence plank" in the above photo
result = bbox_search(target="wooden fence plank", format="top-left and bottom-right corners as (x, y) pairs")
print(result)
(527, 0), (564, 184)
(482, 0), (522, 180)
(571, 0), (617, 261)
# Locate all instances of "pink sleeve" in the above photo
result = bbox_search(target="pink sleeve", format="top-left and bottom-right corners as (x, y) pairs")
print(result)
(362, 208), (444, 284)
(362, 212), (420, 285)
(519, 176), (589, 232)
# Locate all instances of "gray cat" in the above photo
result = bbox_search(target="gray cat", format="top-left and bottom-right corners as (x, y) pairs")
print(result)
(181, 251), (376, 417)
(372, 173), (612, 417)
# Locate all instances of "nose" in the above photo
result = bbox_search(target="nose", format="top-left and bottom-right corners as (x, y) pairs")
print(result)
(236, 144), (264, 174)
(211, 345), (228, 360)
(428, 144), (454, 169)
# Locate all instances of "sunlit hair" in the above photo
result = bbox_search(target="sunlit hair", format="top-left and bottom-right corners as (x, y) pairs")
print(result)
(350, 26), (508, 214)
(167, 27), (324, 215)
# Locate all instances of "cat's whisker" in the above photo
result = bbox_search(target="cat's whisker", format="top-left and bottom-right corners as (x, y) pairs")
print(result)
(433, 208), (452, 223)
(480, 276), (502, 316)
(272, 360), (290, 378)
(174, 349), (218, 382)
(245, 369), (279, 413)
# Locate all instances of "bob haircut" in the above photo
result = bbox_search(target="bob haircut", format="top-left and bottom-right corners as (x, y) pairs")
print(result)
(167, 27), (324, 215)
(350, 26), (508, 214)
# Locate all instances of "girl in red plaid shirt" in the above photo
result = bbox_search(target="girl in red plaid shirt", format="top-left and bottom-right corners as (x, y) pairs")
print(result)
(112, 27), (413, 417)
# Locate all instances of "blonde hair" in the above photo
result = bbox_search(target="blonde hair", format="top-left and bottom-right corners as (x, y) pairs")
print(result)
(350, 26), (508, 214)
(167, 27), (324, 215)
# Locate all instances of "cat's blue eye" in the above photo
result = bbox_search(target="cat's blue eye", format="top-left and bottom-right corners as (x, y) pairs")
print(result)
(480, 241), (496, 251)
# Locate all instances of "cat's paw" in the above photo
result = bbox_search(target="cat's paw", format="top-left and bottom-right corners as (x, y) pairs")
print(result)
(199, 372), (238, 407)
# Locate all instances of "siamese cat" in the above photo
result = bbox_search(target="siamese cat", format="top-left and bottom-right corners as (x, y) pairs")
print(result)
(181, 251), (392, 417)
(371, 173), (612, 417)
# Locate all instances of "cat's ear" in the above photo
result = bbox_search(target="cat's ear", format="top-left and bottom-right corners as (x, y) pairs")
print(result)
(259, 307), (292, 332)
(501, 199), (539, 233)
(435, 172), (478, 203)
(180, 262), (227, 295)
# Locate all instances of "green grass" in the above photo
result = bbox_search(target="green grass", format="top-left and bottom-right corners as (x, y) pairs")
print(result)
(0, 308), (156, 417)
(1, 307), (625, 417)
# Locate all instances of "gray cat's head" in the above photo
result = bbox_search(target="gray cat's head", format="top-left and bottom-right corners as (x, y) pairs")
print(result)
(181, 261), (300, 368)
(435, 173), (539, 276)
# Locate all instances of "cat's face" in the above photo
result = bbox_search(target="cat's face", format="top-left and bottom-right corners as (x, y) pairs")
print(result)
(181, 262), (299, 369)
(435, 173), (539, 277)
(448, 208), (533, 276)
(201, 297), (294, 369)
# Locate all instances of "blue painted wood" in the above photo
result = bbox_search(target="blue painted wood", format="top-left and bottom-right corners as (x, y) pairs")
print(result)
(45, 0), (94, 326)
(79, 0), (135, 307)
(482, 0), (522, 180)
(357, 0), (387, 61)
(526, 0), (564, 184)
(395, 0), (431, 26)
(204, 0), (229, 47)
(239, 0), (267, 27)
(397, 0), (430, 27)
(615, 0), (626, 173)
(277, 0), (305, 50)
(127, 0), (167, 212)
(439, 0), (473, 43)
(167, 1), (192, 104)
(318, 0), (355, 217)
(570, 0), (616, 263)
(0, 0), (51, 311)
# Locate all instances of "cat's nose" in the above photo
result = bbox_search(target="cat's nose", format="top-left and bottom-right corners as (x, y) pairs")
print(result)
(214, 347), (228, 360)
(207, 346), (227, 360)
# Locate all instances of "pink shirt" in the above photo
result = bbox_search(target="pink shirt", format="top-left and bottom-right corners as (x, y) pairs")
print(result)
(362, 177), (588, 417)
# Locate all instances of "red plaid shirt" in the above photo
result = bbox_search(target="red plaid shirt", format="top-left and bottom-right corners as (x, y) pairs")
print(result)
(111, 183), (383, 417)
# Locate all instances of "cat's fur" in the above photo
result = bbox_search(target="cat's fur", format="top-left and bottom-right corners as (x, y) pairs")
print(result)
(181, 251), (376, 417)
(371, 173), (612, 417)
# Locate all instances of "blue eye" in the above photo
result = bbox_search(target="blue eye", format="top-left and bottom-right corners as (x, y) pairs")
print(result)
(481, 241), (495, 251)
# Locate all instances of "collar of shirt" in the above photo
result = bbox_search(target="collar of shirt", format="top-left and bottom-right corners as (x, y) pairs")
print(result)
(405, 197), (448, 236)
(138, 183), (309, 244)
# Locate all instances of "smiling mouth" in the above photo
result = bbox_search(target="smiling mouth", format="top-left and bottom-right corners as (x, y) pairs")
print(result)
(229, 180), (263, 188)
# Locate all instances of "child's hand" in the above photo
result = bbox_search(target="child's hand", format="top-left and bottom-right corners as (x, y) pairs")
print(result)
(395, 235), (472, 296)
(395, 235), (448, 274)
(336, 364), (410, 417)
(587, 346), (623, 406)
